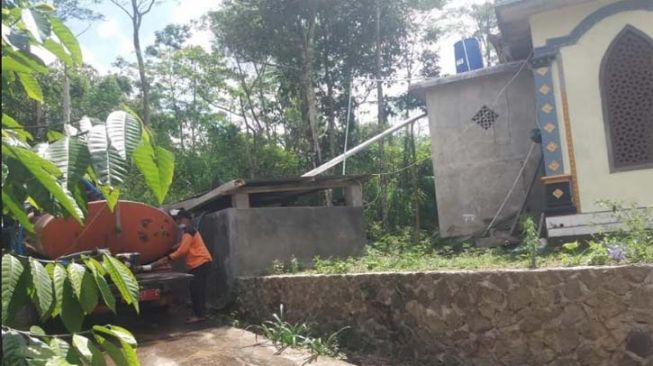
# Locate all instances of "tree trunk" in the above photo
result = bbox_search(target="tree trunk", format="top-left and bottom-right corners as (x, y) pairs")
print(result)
(131, 0), (150, 125)
(376, 0), (389, 230)
(62, 66), (71, 126)
(300, 17), (322, 169)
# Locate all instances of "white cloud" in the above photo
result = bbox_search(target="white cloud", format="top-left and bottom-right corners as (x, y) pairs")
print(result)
(187, 29), (213, 51)
(97, 18), (121, 40)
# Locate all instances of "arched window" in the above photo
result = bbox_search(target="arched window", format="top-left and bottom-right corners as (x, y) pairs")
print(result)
(600, 26), (653, 171)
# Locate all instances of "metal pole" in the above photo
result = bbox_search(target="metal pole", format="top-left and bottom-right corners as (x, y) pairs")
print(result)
(303, 113), (426, 177)
(342, 80), (353, 175)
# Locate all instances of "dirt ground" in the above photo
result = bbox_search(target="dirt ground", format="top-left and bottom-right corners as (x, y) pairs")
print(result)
(120, 309), (353, 366)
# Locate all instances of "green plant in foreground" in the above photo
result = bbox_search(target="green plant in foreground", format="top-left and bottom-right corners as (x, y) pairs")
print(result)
(2, 253), (141, 365)
(520, 216), (540, 269)
(254, 305), (348, 360)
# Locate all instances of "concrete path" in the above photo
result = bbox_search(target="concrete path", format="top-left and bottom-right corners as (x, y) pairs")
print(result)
(137, 326), (353, 366)
(121, 309), (352, 366)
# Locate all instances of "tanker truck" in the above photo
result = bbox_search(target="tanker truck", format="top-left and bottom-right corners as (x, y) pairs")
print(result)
(20, 199), (193, 311)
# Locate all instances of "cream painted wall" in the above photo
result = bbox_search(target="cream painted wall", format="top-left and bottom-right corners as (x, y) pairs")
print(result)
(531, 7), (653, 212)
(529, 0), (623, 48)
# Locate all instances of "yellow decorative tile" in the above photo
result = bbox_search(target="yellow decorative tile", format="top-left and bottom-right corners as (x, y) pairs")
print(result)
(543, 123), (556, 133)
(548, 160), (560, 171)
(536, 67), (549, 76)
(542, 103), (554, 114)
(539, 84), (551, 95)
(552, 188), (564, 199)
(546, 141), (558, 152)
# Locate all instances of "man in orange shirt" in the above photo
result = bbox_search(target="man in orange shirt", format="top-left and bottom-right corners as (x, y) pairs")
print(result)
(153, 209), (213, 323)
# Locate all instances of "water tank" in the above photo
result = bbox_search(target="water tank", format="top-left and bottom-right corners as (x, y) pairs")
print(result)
(30, 200), (177, 264)
(454, 38), (484, 74)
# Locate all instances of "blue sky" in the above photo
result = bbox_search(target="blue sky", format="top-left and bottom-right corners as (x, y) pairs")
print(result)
(64, 0), (486, 76)
(67, 1), (215, 73)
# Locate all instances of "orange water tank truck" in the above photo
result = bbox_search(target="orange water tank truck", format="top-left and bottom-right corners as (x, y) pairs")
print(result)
(30, 200), (177, 264)
(26, 200), (192, 308)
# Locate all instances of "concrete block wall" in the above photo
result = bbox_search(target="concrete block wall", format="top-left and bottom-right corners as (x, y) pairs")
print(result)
(419, 63), (544, 237)
(236, 265), (653, 365)
(198, 207), (365, 307)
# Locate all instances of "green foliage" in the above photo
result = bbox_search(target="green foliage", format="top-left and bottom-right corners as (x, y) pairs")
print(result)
(1, 253), (141, 365)
(520, 216), (539, 268)
(269, 255), (302, 275)
(255, 305), (347, 360)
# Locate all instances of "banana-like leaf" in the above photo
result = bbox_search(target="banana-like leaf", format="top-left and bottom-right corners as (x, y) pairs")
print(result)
(102, 255), (139, 313)
(48, 16), (81, 64)
(45, 136), (91, 190)
(78, 116), (94, 134)
(88, 124), (128, 188)
(133, 142), (175, 204)
(2, 254), (25, 323)
(63, 123), (78, 136)
(28, 257), (54, 321)
(2, 141), (83, 222)
(105, 111), (142, 160)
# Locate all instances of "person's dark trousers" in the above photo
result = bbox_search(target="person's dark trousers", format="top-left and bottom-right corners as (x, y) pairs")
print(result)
(188, 262), (211, 317)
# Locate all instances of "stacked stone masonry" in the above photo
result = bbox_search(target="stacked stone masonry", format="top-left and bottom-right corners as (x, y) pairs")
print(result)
(235, 265), (653, 365)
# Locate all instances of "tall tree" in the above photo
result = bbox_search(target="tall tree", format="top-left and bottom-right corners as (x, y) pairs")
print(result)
(109, 0), (160, 125)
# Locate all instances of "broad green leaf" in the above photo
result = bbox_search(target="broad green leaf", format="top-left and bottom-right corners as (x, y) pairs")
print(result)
(120, 341), (139, 366)
(60, 278), (83, 332)
(2, 189), (34, 232)
(28, 257), (54, 321)
(106, 111), (142, 160)
(85, 258), (115, 313)
(2, 254), (25, 323)
(92, 325), (136, 346)
(2, 329), (27, 363)
(3, 143), (83, 223)
(29, 325), (46, 336)
(72, 335), (93, 363)
(563, 242), (579, 251)
(45, 355), (73, 366)
(66, 263), (85, 299)
(47, 130), (65, 142)
(2, 50), (49, 74)
(45, 137), (91, 190)
(79, 269), (99, 314)
(34, 4), (56, 12)
(2, 113), (33, 141)
(133, 142), (175, 204)
(88, 124), (128, 188)
(42, 38), (73, 66)
(21, 9), (50, 42)
(1, 55), (33, 73)
(6, 50), (49, 73)
(99, 185), (121, 211)
(4, 259), (30, 327)
(102, 255), (139, 313)
(93, 334), (126, 366)
(51, 263), (66, 316)
(17, 71), (44, 102)
(49, 16), (81, 64)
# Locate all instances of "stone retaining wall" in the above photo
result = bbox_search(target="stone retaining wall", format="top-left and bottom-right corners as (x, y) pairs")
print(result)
(235, 265), (653, 365)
